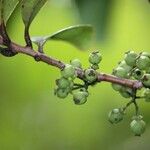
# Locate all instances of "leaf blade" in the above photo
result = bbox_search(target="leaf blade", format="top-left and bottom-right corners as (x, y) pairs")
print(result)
(21, 0), (47, 28)
(0, 0), (19, 24)
(45, 25), (94, 50)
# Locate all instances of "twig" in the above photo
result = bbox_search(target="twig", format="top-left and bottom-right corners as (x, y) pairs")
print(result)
(0, 35), (143, 90)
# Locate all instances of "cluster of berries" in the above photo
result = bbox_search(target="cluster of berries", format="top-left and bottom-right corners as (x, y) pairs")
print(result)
(54, 51), (102, 105)
(109, 51), (150, 136)
(112, 51), (150, 100)
(108, 108), (146, 136)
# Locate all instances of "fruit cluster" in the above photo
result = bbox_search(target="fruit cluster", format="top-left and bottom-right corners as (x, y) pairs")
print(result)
(112, 51), (150, 97)
(54, 50), (150, 136)
(54, 51), (102, 105)
(109, 51), (150, 136)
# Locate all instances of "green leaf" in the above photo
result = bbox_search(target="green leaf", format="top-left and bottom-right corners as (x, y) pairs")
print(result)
(0, 0), (19, 24)
(21, 0), (47, 28)
(75, 0), (111, 40)
(31, 25), (94, 50)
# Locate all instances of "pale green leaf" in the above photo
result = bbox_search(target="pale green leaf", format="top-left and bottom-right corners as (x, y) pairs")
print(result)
(21, 0), (47, 28)
(46, 25), (93, 49)
(31, 25), (94, 50)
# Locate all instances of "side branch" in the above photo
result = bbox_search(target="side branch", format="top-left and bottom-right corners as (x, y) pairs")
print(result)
(0, 36), (143, 89)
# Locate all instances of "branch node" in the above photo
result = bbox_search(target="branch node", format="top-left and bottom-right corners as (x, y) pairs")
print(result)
(34, 54), (41, 61)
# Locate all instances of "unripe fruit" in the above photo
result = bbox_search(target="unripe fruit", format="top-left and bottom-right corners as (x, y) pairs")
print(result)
(118, 60), (133, 72)
(113, 67), (128, 78)
(73, 91), (88, 105)
(111, 83), (123, 91)
(80, 88), (89, 97)
(142, 74), (150, 87)
(56, 77), (71, 89)
(55, 88), (69, 99)
(130, 117), (146, 136)
(108, 108), (124, 124)
(120, 87), (133, 98)
(69, 80), (74, 89)
(143, 88), (150, 102)
(124, 51), (138, 66)
(146, 67), (150, 73)
(136, 56), (150, 70)
(61, 64), (75, 79)
(132, 69), (144, 80)
(85, 68), (97, 83)
(70, 59), (82, 68)
(91, 64), (99, 70)
(119, 90), (131, 98)
(141, 52), (150, 58)
(89, 51), (102, 65)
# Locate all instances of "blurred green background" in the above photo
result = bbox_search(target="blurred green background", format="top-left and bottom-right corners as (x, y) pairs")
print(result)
(0, 0), (150, 149)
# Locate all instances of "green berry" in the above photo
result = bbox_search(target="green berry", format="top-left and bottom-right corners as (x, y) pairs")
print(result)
(108, 108), (124, 124)
(118, 60), (133, 72)
(136, 56), (150, 70)
(146, 67), (150, 73)
(142, 74), (150, 87)
(143, 88), (150, 102)
(69, 80), (74, 89)
(130, 117), (146, 136)
(119, 91), (131, 98)
(119, 87), (133, 98)
(124, 51), (138, 66)
(111, 83), (123, 91)
(73, 91), (88, 105)
(56, 77), (71, 89)
(132, 69), (144, 80)
(80, 88), (89, 97)
(55, 88), (69, 99)
(89, 51), (102, 65)
(113, 67), (128, 78)
(61, 64), (75, 79)
(85, 68), (97, 83)
(70, 59), (82, 68)
(91, 64), (99, 70)
(141, 52), (150, 58)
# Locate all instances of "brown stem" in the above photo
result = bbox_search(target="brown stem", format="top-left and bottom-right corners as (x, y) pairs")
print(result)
(0, 35), (143, 90)
(24, 26), (32, 48)
(0, 21), (11, 46)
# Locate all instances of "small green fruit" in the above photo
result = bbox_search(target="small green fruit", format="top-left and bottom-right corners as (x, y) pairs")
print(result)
(118, 60), (133, 72)
(111, 83), (123, 91)
(55, 88), (69, 99)
(61, 64), (75, 79)
(56, 77), (71, 89)
(113, 67), (128, 78)
(130, 117), (146, 136)
(141, 52), (150, 58)
(142, 74), (150, 87)
(124, 51), (138, 66)
(73, 91), (88, 105)
(89, 51), (102, 65)
(108, 108), (124, 124)
(143, 88), (150, 102)
(91, 64), (99, 70)
(85, 68), (97, 83)
(146, 67), (150, 73)
(70, 59), (82, 68)
(119, 90), (131, 98)
(136, 56), (150, 70)
(120, 87), (133, 98)
(132, 69), (144, 80)
(80, 88), (89, 97)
